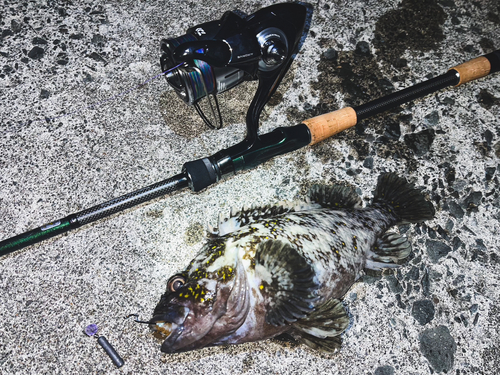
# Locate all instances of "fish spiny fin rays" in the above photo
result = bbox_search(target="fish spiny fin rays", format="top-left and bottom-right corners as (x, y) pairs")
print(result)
(308, 184), (362, 209)
(365, 231), (412, 271)
(291, 298), (349, 352)
(372, 172), (435, 224)
(255, 240), (320, 326)
(212, 201), (321, 237)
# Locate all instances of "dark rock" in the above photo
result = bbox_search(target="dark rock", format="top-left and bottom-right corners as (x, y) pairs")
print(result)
(404, 129), (435, 156)
(470, 239), (488, 263)
(421, 269), (430, 296)
(91, 34), (106, 48)
(385, 274), (403, 293)
(405, 266), (420, 281)
(452, 237), (464, 251)
(462, 191), (482, 211)
(426, 240), (451, 263)
(355, 41), (371, 56)
(419, 325), (457, 373)
(363, 157), (374, 169)
(378, 78), (395, 93)
(28, 46), (45, 59)
(2, 29), (14, 38)
(483, 129), (494, 145)
(32, 37), (48, 45)
(40, 89), (50, 99)
(485, 167), (496, 181)
(3, 65), (14, 74)
(11, 19), (22, 33)
(69, 33), (84, 40)
(384, 121), (401, 140)
(56, 52), (68, 65)
(477, 89), (500, 110)
(448, 200), (464, 219)
(412, 299), (435, 325)
(323, 48), (337, 61)
(88, 52), (106, 63)
(424, 111), (440, 126)
(395, 293), (406, 309)
(374, 365), (394, 375)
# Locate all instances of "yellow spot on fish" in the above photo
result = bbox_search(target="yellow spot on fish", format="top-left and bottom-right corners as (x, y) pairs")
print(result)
(228, 267), (232, 272)
(179, 293), (183, 297)
(201, 298), (204, 302)
(260, 285), (264, 290)
(195, 294), (199, 299)
(196, 284), (200, 290)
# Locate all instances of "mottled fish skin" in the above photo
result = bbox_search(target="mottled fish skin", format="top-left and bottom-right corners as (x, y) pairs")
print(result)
(150, 173), (435, 353)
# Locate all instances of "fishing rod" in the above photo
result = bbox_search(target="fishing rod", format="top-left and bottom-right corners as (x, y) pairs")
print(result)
(1, 3), (499, 257)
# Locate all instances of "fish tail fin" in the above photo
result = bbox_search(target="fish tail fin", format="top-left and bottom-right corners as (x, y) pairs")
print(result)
(373, 173), (435, 224)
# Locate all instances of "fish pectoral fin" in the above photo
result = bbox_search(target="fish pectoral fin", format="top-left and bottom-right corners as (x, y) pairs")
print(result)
(365, 232), (412, 271)
(255, 240), (320, 327)
(308, 184), (362, 209)
(293, 298), (350, 339)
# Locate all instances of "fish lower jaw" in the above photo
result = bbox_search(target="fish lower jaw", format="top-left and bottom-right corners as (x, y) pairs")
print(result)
(154, 321), (178, 338)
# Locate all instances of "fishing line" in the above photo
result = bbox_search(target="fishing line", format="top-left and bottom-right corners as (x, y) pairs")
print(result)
(18, 62), (184, 127)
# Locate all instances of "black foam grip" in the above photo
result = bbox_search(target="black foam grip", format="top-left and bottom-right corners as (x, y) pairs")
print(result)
(183, 158), (218, 192)
(485, 50), (500, 74)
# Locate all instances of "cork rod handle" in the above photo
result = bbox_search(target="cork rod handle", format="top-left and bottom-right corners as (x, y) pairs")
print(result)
(451, 56), (491, 86)
(302, 107), (357, 145)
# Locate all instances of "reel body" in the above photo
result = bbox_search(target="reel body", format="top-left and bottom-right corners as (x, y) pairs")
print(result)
(160, 3), (308, 130)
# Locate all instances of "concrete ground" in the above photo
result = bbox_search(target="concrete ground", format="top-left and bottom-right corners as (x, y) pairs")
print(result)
(1, 0), (499, 374)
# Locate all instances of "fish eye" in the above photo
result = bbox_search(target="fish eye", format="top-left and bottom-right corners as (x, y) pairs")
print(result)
(167, 275), (186, 292)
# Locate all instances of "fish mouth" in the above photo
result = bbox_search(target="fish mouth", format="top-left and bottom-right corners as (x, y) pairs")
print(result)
(150, 306), (189, 353)
(153, 321), (179, 337)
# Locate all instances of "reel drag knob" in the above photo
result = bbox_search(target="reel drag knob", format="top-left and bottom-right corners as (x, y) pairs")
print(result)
(257, 27), (289, 71)
(262, 39), (287, 66)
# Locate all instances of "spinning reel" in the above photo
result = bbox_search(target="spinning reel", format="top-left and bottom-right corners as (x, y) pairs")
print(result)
(160, 3), (308, 131)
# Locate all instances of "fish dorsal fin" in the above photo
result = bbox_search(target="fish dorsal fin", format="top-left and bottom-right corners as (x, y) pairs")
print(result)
(255, 240), (320, 326)
(308, 184), (362, 209)
(290, 298), (349, 352)
(212, 201), (321, 237)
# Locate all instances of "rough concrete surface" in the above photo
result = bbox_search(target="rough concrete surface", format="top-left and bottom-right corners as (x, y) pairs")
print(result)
(1, 0), (499, 374)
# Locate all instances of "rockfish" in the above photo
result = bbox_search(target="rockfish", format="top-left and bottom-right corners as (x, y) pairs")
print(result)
(150, 173), (434, 353)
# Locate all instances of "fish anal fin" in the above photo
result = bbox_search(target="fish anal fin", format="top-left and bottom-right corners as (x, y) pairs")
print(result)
(365, 232), (412, 271)
(308, 184), (362, 209)
(255, 240), (319, 327)
(290, 330), (343, 353)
